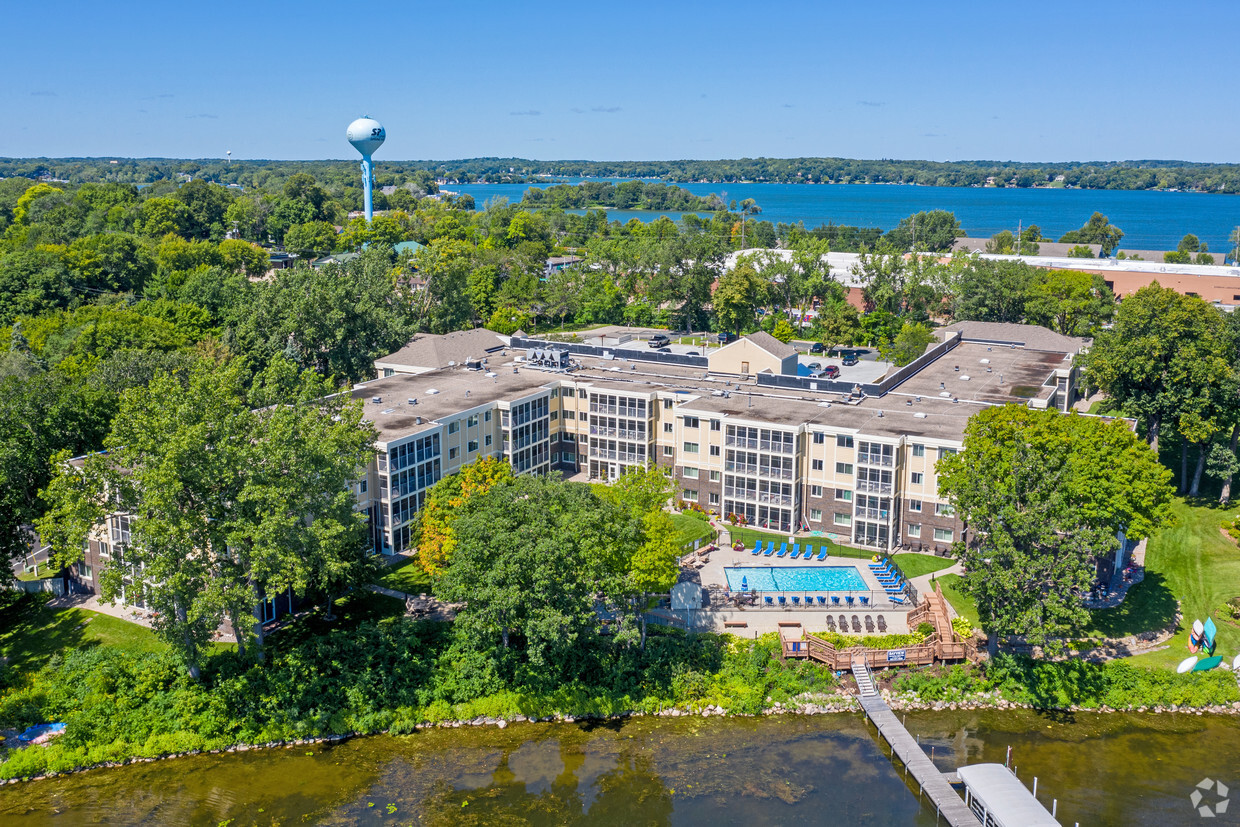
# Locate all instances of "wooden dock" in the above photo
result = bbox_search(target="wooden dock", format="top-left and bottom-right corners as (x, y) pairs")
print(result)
(854, 659), (978, 826)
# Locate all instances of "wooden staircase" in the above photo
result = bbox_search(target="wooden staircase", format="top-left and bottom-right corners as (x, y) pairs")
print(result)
(852, 658), (878, 697)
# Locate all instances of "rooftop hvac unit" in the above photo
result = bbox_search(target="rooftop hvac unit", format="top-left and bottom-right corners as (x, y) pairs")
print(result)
(371, 396), (382, 403)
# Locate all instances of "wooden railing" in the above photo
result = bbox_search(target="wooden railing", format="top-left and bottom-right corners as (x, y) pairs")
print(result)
(783, 631), (937, 670)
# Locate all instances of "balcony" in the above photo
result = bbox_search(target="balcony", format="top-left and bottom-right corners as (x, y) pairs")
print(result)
(857, 453), (894, 467)
(854, 507), (890, 521)
(855, 480), (894, 495)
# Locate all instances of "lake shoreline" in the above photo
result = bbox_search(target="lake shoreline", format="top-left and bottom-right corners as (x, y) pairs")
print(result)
(7, 690), (1240, 785)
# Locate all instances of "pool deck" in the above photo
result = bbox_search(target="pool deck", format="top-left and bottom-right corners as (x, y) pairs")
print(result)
(696, 540), (895, 601)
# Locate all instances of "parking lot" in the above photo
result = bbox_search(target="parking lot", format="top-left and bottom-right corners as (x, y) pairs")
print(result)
(795, 347), (890, 385)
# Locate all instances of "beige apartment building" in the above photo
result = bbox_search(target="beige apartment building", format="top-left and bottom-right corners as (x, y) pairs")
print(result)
(352, 322), (1086, 557)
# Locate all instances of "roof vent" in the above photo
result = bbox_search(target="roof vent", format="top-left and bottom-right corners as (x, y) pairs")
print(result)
(426, 388), (440, 395)
(915, 396), (922, 403)
(448, 361), (456, 367)
(961, 375), (971, 381)
(485, 372), (497, 378)
(513, 367), (519, 374)
(465, 389), (471, 398)
(913, 412), (928, 419)
(415, 416), (423, 425)
(408, 398), (417, 406)
(906, 399), (913, 406)
(877, 410), (884, 417)
(953, 397), (959, 403)
(371, 396), (382, 404)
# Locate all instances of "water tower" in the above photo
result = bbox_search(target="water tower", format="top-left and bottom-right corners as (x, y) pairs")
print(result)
(346, 116), (385, 222)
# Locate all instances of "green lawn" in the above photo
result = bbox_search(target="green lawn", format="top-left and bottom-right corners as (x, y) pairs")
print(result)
(891, 552), (956, 579)
(377, 557), (434, 596)
(726, 526), (858, 557)
(1124, 499), (1240, 668)
(0, 595), (168, 676)
(671, 512), (716, 547)
(15, 565), (56, 582)
(932, 573), (980, 627)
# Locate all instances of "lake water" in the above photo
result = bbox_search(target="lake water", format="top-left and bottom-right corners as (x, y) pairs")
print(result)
(452, 179), (1240, 254)
(3, 710), (1238, 825)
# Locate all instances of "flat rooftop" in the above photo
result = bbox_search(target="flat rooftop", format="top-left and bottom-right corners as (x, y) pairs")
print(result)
(892, 342), (1070, 406)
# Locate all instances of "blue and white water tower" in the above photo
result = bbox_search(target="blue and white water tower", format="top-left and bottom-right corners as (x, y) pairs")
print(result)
(346, 116), (385, 222)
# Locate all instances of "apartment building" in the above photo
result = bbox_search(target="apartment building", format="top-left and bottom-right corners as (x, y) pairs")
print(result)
(352, 322), (1085, 556)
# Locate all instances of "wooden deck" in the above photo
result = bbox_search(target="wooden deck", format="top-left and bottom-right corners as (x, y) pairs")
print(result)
(780, 582), (977, 670)
(854, 660), (978, 826)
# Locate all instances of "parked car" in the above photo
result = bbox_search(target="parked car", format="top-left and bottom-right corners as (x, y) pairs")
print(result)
(842, 352), (859, 366)
(717, 332), (735, 344)
(822, 365), (840, 379)
(648, 334), (670, 348)
(686, 351), (700, 356)
(807, 361), (822, 371)
(809, 342), (824, 354)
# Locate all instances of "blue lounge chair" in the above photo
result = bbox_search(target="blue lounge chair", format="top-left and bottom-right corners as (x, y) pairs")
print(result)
(816, 595), (827, 605)
(859, 595), (870, 606)
(867, 557), (888, 569)
(791, 596), (800, 605)
(874, 564), (897, 576)
(765, 595), (774, 605)
(817, 547), (829, 560)
(845, 595), (855, 606)
(877, 573), (901, 584)
(801, 544), (812, 559)
(831, 595), (841, 605)
(777, 542), (788, 557)
(752, 541), (762, 555)
(764, 542), (775, 556)
(778, 595), (787, 606)
(790, 543), (800, 559)
(890, 594), (906, 605)
(876, 568), (900, 580)
(885, 583), (905, 594)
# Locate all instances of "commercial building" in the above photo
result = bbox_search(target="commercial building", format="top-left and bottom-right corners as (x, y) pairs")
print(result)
(354, 322), (1085, 556)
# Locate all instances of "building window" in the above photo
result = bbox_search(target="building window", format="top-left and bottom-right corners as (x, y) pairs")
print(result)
(664, 422), (673, 433)
(683, 416), (700, 428)
(911, 472), (924, 485)
(79, 564), (93, 580)
(663, 399), (673, 409)
(551, 388), (559, 398)
(836, 434), (854, 448)
(710, 419), (721, 431)
(934, 528), (953, 542)
(484, 411), (492, 421)
(835, 489), (852, 502)
(836, 462), (853, 475)
(935, 502), (954, 517)
(467, 415), (478, 427)
(578, 433), (587, 443)
(810, 485), (823, 497)
(810, 508), (823, 522)
(485, 434), (493, 446)
(449, 447), (459, 459)
(709, 492), (720, 505)
(684, 442), (699, 453)
(681, 467), (699, 479)
(834, 512), (852, 526)
(550, 411), (558, 421)
(912, 443), (925, 458)
(709, 470), (721, 482)
(908, 499), (922, 512)
(907, 524), (921, 538)
(682, 489), (698, 502)
(813, 432), (825, 444)
(468, 440), (479, 452)
(709, 445), (720, 456)
(812, 459), (824, 471)
(663, 446), (674, 457)
(448, 421), (459, 434)
(938, 447), (957, 460)
(360, 479), (368, 494)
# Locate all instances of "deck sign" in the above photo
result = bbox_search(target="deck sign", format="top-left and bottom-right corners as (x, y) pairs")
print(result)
(887, 649), (906, 663)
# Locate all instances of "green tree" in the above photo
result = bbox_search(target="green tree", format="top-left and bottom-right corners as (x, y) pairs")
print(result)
(937, 406), (1173, 657)
(810, 300), (861, 353)
(283, 221), (338, 257)
(436, 475), (638, 689)
(1024, 269), (1115, 336)
(714, 256), (767, 335)
(952, 259), (1033, 323)
(413, 457), (514, 575)
(1082, 285), (1229, 454)
(883, 210), (962, 252)
(878, 321), (934, 366)
(37, 359), (377, 675)
(1058, 212), (1124, 256)
(770, 318), (797, 343)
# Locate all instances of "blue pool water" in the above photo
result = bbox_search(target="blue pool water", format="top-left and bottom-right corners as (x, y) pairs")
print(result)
(724, 566), (867, 593)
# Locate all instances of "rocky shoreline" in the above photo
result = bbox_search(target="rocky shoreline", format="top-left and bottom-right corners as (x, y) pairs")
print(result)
(7, 689), (1240, 785)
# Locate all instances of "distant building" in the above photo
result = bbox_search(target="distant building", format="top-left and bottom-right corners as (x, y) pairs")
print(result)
(544, 255), (584, 278)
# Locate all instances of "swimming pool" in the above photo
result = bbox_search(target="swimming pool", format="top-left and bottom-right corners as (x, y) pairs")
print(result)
(724, 566), (867, 593)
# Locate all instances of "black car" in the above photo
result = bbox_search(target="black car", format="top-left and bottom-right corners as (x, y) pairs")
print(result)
(809, 342), (824, 354)
(717, 332), (735, 344)
(648, 334), (670, 348)
(842, 352), (859, 366)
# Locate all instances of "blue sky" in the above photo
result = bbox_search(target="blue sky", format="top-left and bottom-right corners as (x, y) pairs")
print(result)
(5, 0), (1238, 162)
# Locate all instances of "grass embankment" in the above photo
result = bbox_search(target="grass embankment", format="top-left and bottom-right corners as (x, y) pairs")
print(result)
(0, 593), (168, 676)
(376, 558), (434, 596)
(670, 512), (715, 548)
(890, 553), (956, 579)
(930, 498), (1240, 668)
(727, 526), (861, 558)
